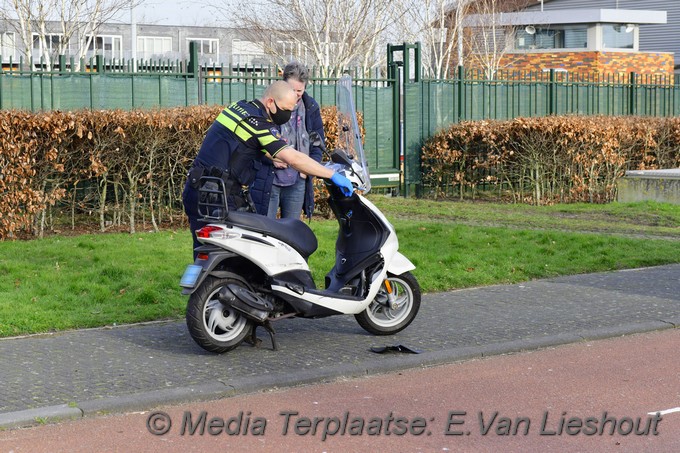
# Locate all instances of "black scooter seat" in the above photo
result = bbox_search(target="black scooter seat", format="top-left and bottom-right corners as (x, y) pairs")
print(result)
(224, 211), (318, 259)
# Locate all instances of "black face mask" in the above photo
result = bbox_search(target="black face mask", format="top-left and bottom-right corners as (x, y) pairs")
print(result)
(270, 99), (292, 125)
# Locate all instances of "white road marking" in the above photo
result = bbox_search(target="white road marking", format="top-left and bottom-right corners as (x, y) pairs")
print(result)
(648, 407), (680, 416)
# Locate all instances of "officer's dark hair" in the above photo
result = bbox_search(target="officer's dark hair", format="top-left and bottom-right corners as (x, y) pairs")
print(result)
(282, 61), (309, 85)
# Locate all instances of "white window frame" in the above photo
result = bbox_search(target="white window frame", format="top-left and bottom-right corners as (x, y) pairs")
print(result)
(513, 26), (589, 52)
(231, 39), (264, 66)
(84, 34), (123, 61)
(137, 36), (173, 60)
(600, 24), (636, 51)
(276, 40), (308, 62)
(187, 37), (219, 64)
(32, 33), (70, 58)
(1, 32), (16, 62)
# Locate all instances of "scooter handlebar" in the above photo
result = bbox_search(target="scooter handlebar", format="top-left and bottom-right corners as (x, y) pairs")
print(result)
(330, 172), (355, 197)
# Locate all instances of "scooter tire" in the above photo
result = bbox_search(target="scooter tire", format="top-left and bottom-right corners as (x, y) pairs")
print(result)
(186, 274), (253, 353)
(355, 271), (421, 335)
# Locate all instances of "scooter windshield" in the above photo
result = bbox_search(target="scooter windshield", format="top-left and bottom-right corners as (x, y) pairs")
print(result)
(336, 75), (372, 194)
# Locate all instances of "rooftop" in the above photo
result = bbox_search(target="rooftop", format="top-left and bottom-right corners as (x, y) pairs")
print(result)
(464, 9), (667, 27)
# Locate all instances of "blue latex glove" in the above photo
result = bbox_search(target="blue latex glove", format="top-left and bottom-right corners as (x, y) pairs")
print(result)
(330, 172), (354, 196)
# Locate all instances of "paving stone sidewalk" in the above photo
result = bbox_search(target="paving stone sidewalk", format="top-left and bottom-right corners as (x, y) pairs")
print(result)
(1, 264), (679, 427)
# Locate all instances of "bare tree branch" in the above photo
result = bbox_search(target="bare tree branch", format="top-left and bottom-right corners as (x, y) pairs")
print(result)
(1, 0), (138, 71)
(223, 0), (395, 75)
(464, 0), (517, 79)
(388, 0), (478, 79)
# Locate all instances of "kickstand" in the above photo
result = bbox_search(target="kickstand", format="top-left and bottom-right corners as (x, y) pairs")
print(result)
(246, 328), (262, 348)
(249, 321), (278, 351)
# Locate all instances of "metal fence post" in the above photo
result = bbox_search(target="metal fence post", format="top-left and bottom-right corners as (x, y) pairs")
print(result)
(386, 44), (394, 83)
(0, 55), (3, 109)
(188, 41), (202, 104)
(629, 71), (637, 116)
(413, 42), (421, 83)
(549, 68), (556, 115)
(457, 66), (465, 122)
(388, 61), (401, 190)
(89, 57), (94, 110)
(30, 59), (35, 111)
(393, 62), (404, 197)
(674, 75), (680, 116)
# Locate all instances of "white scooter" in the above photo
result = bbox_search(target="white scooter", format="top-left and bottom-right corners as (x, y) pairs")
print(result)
(180, 75), (420, 353)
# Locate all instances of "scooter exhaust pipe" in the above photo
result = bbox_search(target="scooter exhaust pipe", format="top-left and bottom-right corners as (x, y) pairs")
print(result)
(217, 285), (274, 323)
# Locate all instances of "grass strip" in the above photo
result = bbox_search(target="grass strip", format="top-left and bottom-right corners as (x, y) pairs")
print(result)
(1, 198), (679, 337)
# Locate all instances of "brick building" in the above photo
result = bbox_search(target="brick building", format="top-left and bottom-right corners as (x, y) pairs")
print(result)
(523, 0), (680, 70)
(464, 3), (672, 76)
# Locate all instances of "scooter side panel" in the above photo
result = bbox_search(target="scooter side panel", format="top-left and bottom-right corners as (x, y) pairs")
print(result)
(200, 226), (310, 276)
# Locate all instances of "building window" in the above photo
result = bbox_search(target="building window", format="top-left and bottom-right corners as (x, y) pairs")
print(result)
(1, 32), (16, 62)
(137, 36), (172, 60)
(32, 33), (67, 56)
(85, 35), (123, 60)
(276, 40), (308, 62)
(564, 29), (588, 49)
(516, 29), (561, 50)
(515, 27), (587, 50)
(602, 24), (634, 49)
(231, 39), (265, 66)
(187, 38), (219, 64)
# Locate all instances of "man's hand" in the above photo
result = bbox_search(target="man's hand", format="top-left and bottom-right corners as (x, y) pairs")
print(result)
(331, 172), (354, 197)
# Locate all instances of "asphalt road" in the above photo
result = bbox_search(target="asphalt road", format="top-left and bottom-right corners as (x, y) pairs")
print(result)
(1, 264), (680, 452)
(1, 328), (678, 452)
(2, 264), (680, 425)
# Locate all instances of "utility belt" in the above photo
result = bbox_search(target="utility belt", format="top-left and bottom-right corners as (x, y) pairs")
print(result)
(188, 163), (256, 213)
(188, 163), (235, 191)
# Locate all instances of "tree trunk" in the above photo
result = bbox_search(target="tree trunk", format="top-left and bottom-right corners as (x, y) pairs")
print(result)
(99, 175), (108, 232)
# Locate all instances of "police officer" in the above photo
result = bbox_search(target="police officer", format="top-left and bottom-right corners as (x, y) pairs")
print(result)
(182, 81), (353, 255)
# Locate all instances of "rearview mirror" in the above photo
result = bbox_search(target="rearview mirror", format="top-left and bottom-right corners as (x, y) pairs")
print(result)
(309, 131), (325, 152)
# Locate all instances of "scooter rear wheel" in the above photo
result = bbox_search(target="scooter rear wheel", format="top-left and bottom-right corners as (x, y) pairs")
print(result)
(355, 271), (421, 335)
(186, 274), (253, 353)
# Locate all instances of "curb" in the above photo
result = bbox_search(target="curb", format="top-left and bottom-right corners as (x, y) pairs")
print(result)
(1, 319), (676, 430)
(0, 405), (82, 429)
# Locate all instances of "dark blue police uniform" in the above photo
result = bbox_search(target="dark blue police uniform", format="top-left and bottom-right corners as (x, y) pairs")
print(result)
(182, 99), (289, 254)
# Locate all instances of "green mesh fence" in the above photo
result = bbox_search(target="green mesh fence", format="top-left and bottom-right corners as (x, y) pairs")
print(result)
(403, 83), (423, 190)
(4, 63), (680, 195)
(0, 72), (198, 110)
(203, 80), (398, 178)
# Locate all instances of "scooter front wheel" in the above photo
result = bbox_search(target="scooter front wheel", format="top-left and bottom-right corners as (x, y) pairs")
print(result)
(355, 271), (421, 335)
(186, 274), (253, 353)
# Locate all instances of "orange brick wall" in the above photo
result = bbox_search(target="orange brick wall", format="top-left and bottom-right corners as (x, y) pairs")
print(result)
(496, 51), (674, 76)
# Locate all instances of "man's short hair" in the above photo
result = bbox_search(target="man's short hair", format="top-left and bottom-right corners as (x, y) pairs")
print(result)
(263, 80), (295, 102)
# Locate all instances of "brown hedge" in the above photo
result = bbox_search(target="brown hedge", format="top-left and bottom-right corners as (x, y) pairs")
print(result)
(7, 109), (671, 239)
(0, 105), (360, 239)
(421, 116), (680, 204)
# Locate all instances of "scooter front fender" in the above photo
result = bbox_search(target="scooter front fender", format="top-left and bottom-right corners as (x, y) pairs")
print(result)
(387, 252), (416, 276)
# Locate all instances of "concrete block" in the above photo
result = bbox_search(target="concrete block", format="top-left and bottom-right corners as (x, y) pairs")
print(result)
(617, 169), (680, 204)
